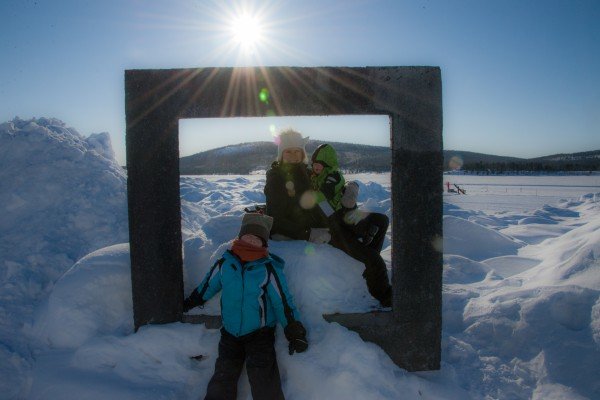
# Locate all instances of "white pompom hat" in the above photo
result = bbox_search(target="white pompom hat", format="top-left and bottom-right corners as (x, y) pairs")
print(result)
(276, 129), (309, 163)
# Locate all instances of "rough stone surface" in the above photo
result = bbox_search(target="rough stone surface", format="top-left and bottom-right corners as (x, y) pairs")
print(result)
(125, 66), (443, 370)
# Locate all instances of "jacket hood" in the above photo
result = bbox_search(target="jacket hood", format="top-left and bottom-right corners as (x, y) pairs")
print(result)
(311, 144), (339, 170)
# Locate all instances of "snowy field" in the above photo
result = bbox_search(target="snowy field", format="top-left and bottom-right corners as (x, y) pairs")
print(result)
(444, 175), (600, 213)
(1, 118), (600, 399)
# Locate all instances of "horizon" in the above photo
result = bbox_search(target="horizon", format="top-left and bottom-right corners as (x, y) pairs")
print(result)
(1, 1), (599, 165)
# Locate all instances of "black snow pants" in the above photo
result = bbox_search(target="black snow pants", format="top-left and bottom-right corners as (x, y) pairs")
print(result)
(205, 327), (285, 400)
(346, 212), (389, 253)
(329, 211), (392, 306)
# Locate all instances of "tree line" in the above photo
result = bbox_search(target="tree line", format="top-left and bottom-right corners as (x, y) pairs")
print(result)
(460, 161), (599, 174)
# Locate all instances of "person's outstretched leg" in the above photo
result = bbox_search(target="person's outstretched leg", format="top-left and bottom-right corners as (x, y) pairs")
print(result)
(205, 329), (245, 400)
(330, 226), (392, 306)
(245, 328), (285, 400)
(361, 249), (392, 307)
(364, 212), (389, 253)
(350, 212), (389, 253)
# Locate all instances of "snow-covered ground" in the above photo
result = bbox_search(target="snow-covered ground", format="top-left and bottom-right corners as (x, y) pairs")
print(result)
(1, 118), (599, 399)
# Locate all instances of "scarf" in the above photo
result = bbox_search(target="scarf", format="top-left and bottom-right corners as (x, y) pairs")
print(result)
(231, 239), (269, 262)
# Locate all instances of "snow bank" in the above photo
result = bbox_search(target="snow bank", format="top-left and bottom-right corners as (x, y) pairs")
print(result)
(0, 117), (128, 398)
(443, 193), (600, 399)
(0, 117), (128, 286)
(461, 285), (600, 398)
(518, 196), (600, 289)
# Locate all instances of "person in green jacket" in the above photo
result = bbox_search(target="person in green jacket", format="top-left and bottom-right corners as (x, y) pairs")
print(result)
(310, 143), (392, 307)
(310, 144), (389, 250)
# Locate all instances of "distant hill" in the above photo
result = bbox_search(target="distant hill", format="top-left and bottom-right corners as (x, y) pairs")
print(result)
(443, 150), (524, 165)
(179, 140), (391, 174)
(457, 149), (600, 173)
(179, 142), (600, 174)
(530, 150), (600, 166)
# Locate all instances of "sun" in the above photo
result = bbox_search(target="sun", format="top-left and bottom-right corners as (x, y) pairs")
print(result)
(230, 14), (263, 50)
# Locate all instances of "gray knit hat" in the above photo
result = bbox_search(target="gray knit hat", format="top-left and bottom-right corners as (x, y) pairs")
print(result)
(238, 213), (274, 245)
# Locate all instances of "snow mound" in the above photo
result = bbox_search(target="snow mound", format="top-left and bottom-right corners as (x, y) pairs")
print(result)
(31, 244), (133, 349)
(501, 223), (572, 245)
(482, 255), (540, 278)
(519, 207), (600, 289)
(269, 241), (380, 316)
(0, 117), (129, 397)
(463, 285), (600, 398)
(443, 255), (494, 284)
(444, 215), (523, 261)
(0, 117), (128, 285)
(444, 202), (477, 219)
(28, 322), (219, 400)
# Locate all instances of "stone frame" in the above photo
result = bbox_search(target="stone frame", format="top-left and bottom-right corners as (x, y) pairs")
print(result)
(125, 66), (443, 371)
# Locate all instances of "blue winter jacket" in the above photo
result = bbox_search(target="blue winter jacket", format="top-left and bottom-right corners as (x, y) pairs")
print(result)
(192, 250), (301, 337)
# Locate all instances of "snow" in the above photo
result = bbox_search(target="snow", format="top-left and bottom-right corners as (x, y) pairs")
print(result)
(1, 118), (600, 399)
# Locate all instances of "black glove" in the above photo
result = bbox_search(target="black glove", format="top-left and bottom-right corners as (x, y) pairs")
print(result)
(284, 321), (308, 355)
(183, 289), (205, 312)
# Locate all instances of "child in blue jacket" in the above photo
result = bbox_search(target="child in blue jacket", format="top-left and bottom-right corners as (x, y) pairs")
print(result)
(184, 213), (307, 400)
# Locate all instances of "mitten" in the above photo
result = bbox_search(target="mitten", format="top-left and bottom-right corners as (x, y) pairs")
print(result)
(308, 228), (331, 244)
(183, 289), (205, 312)
(343, 208), (368, 225)
(284, 321), (308, 355)
(341, 181), (360, 209)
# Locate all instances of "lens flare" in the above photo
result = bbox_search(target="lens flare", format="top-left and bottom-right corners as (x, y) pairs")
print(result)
(299, 190), (317, 209)
(259, 88), (269, 103)
(304, 244), (316, 255)
(448, 156), (464, 170)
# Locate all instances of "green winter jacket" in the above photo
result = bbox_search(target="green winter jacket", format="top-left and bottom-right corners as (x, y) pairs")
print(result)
(310, 144), (346, 213)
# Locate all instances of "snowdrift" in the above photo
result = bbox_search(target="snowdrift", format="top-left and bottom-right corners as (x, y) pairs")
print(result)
(0, 117), (128, 398)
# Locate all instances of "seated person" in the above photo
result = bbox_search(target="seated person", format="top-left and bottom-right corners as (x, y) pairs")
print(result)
(264, 129), (330, 243)
(310, 143), (392, 307)
(310, 144), (389, 252)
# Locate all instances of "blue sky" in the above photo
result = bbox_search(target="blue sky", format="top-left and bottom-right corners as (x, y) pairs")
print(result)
(1, 0), (598, 165)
